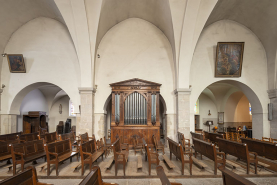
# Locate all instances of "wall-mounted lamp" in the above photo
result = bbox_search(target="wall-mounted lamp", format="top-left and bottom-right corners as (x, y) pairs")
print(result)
(2, 53), (7, 57)
(2, 84), (5, 89)
(208, 110), (211, 116)
(97, 54), (100, 58)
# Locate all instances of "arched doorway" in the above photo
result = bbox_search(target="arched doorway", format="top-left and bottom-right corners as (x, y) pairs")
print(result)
(192, 80), (265, 139)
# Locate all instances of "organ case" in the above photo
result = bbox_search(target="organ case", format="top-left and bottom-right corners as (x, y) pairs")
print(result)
(110, 78), (161, 146)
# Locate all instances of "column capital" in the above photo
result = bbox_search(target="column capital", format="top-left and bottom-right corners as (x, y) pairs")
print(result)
(174, 88), (191, 95)
(267, 89), (277, 99)
(78, 87), (96, 94)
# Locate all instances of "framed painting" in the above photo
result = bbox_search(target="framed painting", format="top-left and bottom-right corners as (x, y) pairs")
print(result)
(218, 112), (224, 124)
(7, 54), (26, 73)
(215, 42), (244, 77)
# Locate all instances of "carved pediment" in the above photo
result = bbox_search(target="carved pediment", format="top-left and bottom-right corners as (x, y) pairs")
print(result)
(110, 78), (161, 87)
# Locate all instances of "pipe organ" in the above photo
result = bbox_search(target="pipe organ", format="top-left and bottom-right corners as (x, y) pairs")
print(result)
(110, 78), (161, 146)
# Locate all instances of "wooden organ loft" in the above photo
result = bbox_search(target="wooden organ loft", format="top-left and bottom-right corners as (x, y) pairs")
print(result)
(110, 78), (161, 146)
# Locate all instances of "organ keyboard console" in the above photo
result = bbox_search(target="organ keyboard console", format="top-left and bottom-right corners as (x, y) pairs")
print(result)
(110, 78), (161, 147)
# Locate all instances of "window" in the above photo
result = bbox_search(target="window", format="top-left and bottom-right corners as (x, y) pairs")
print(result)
(194, 99), (199, 114)
(69, 100), (76, 116)
(249, 103), (252, 115)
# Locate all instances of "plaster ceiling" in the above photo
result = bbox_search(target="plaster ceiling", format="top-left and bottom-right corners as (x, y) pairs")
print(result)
(0, 0), (65, 68)
(205, 0), (277, 88)
(96, 0), (175, 55)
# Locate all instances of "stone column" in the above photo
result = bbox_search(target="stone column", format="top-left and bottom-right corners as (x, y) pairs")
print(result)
(78, 87), (95, 137)
(267, 89), (277, 138)
(174, 88), (191, 140)
(0, 114), (17, 134)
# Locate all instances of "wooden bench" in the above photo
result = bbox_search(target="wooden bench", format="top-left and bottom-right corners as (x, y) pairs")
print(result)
(190, 131), (205, 141)
(153, 135), (164, 154)
(45, 139), (78, 176)
(18, 132), (40, 143)
(79, 139), (104, 176)
(218, 137), (258, 174)
(167, 137), (192, 175)
(218, 166), (256, 185)
(11, 139), (46, 175)
(177, 132), (192, 153)
(145, 143), (159, 175)
(79, 132), (94, 144)
(137, 155), (142, 171)
(59, 132), (79, 152)
(204, 131), (224, 145)
(43, 132), (58, 144)
(78, 166), (118, 185)
(104, 157), (114, 171)
(241, 137), (277, 160)
(156, 165), (182, 185)
(192, 137), (225, 175)
(0, 166), (52, 185)
(112, 138), (129, 176)
(0, 132), (22, 143)
(0, 141), (12, 164)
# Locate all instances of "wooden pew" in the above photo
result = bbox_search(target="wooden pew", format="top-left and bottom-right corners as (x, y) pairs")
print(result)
(217, 137), (258, 174)
(241, 138), (277, 160)
(45, 139), (78, 176)
(262, 137), (271, 142)
(18, 132), (40, 143)
(0, 166), (53, 185)
(0, 141), (12, 164)
(59, 132), (79, 152)
(177, 132), (191, 153)
(218, 166), (256, 185)
(0, 132), (22, 143)
(11, 140), (46, 175)
(43, 132), (58, 144)
(204, 131), (224, 145)
(192, 138), (225, 175)
(145, 143), (159, 175)
(156, 165), (182, 185)
(79, 139), (104, 176)
(112, 138), (129, 176)
(167, 137), (192, 175)
(78, 166), (118, 185)
(79, 132), (94, 144)
(190, 131), (205, 141)
(153, 135), (164, 154)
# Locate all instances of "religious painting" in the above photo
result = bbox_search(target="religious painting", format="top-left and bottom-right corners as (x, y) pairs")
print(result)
(218, 112), (224, 124)
(215, 42), (244, 77)
(7, 54), (26, 73)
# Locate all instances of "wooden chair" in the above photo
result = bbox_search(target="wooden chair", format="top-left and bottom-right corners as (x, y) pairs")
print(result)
(152, 135), (164, 154)
(190, 131), (204, 140)
(218, 138), (258, 174)
(193, 138), (225, 175)
(45, 139), (78, 176)
(271, 138), (277, 143)
(115, 135), (129, 151)
(78, 166), (118, 185)
(167, 137), (192, 175)
(0, 166), (53, 185)
(112, 138), (129, 176)
(156, 165), (182, 185)
(11, 140), (46, 175)
(133, 136), (143, 155)
(262, 137), (271, 142)
(79, 139), (104, 176)
(100, 138), (109, 157)
(219, 166), (256, 185)
(104, 136), (112, 153)
(178, 132), (192, 153)
(145, 143), (159, 175)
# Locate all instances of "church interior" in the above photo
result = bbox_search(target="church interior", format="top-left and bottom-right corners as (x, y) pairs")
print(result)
(0, 0), (277, 184)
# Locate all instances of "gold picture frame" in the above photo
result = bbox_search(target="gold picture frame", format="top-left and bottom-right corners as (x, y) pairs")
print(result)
(7, 54), (26, 73)
(215, 42), (244, 77)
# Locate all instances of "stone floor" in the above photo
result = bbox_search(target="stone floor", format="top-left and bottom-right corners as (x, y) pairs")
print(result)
(0, 148), (276, 184)
(39, 177), (277, 185)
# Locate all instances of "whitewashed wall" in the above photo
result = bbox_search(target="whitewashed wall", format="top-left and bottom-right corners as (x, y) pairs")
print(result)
(190, 20), (269, 138)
